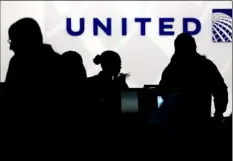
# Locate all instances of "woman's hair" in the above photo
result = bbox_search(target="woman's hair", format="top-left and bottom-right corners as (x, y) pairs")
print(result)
(93, 50), (121, 66)
(93, 54), (102, 65)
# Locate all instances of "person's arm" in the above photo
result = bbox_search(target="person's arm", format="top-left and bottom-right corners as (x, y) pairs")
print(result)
(209, 61), (228, 118)
(159, 65), (176, 100)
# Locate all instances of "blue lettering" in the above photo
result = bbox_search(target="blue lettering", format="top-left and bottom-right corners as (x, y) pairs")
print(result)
(66, 18), (85, 36)
(183, 18), (201, 35)
(66, 17), (202, 37)
(159, 18), (174, 36)
(122, 18), (127, 36)
(135, 18), (151, 36)
(93, 18), (112, 36)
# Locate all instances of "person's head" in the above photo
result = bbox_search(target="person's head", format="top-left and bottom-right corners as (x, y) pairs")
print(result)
(62, 51), (87, 79)
(63, 51), (83, 65)
(174, 33), (197, 54)
(8, 18), (43, 54)
(94, 50), (121, 77)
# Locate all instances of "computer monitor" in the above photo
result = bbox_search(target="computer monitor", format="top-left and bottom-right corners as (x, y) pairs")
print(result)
(121, 88), (159, 114)
(121, 89), (139, 113)
(157, 96), (164, 108)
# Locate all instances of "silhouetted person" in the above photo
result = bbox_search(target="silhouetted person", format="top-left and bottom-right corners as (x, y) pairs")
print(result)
(159, 32), (228, 126)
(157, 32), (228, 159)
(87, 50), (129, 127)
(61, 51), (88, 124)
(92, 50), (128, 88)
(3, 18), (64, 129)
(62, 50), (87, 84)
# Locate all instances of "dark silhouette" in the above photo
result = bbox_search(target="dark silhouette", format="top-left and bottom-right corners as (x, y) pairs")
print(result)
(61, 50), (88, 125)
(87, 50), (129, 127)
(2, 18), (64, 129)
(89, 50), (129, 90)
(159, 32), (228, 126)
(62, 50), (87, 83)
(156, 32), (228, 159)
(1, 17), (230, 148)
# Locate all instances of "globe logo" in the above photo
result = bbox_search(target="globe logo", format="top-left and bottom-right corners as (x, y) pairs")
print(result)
(212, 9), (232, 43)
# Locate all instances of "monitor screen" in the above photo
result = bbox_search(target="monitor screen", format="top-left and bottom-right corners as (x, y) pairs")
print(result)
(157, 96), (164, 108)
(121, 91), (139, 113)
(121, 88), (161, 113)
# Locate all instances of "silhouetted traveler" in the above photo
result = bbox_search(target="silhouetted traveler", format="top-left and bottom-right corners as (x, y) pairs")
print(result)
(3, 18), (64, 129)
(62, 50), (87, 83)
(87, 50), (129, 127)
(159, 33), (228, 126)
(157, 32), (228, 159)
(61, 50), (87, 123)
(92, 50), (129, 88)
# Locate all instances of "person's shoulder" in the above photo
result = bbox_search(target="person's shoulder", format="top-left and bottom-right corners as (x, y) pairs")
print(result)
(161, 61), (174, 76)
(201, 56), (217, 68)
(10, 55), (16, 61)
(197, 54), (212, 65)
(200, 55), (211, 63)
(87, 75), (99, 82)
(199, 55), (220, 74)
(9, 55), (17, 65)
(42, 44), (61, 57)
